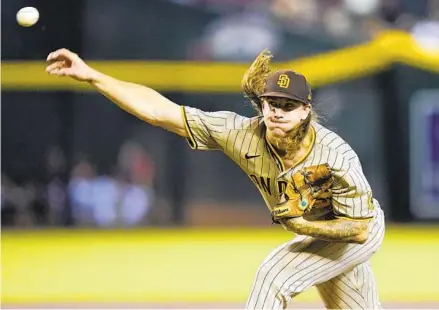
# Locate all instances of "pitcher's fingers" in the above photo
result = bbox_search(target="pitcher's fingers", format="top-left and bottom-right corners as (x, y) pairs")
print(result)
(46, 65), (61, 74)
(46, 52), (54, 62)
(49, 68), (67, 76)
(47, 51), (64, 62)
(48, 68), (61, 75)
(45, 61), (65, 72)
(47, 48), (75, 62)
(48, 67), (70, 76)
(56, 68), (73, 76)
(47, 53), (66, 62)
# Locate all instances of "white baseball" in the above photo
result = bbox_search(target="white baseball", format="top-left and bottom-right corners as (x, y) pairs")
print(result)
(16, 7), (39, 27)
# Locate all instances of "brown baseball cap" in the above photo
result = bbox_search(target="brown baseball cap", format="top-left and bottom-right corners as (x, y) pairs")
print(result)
(259, 70), (312, 104)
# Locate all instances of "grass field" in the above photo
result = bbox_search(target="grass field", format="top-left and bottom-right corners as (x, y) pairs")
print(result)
(2, 226), (439, 308)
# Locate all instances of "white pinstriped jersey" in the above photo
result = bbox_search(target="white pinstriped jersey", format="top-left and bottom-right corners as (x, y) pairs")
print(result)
(182, 106), (379, 220)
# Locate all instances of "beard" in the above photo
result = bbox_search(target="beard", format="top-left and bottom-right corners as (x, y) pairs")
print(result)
(269, 114), (312, 157)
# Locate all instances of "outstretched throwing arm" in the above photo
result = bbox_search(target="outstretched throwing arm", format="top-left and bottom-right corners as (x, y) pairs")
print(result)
(46, 48), (187, 137)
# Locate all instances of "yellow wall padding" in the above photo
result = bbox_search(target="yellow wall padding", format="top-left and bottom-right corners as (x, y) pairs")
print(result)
(2, 31), (437, 92)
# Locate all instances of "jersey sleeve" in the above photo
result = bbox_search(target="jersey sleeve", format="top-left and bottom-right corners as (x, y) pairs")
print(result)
(181, 106), (244, 151)
(331, 163), (375, 219)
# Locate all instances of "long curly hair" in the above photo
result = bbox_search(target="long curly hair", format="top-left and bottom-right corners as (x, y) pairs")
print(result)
(241, 49), (273, 114)
(242, 49), (320, 124)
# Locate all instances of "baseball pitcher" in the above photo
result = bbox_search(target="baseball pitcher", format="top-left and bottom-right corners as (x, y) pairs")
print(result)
(46, 48), (385, 309)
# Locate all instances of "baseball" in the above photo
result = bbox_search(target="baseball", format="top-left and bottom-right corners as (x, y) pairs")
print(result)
(16, 7), (39, 27)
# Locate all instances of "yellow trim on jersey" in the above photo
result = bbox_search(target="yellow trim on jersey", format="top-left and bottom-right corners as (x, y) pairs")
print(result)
(180, 106), (197, 150)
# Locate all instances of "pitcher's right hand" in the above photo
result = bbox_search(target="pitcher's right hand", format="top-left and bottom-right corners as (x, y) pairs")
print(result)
(46, 48), (95, 82)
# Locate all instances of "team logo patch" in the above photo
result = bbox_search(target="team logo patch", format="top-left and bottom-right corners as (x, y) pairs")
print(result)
(277, 74), (290, 88)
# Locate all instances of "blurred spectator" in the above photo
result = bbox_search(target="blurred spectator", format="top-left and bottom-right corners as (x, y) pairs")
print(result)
(1, 174), (18, 226)
(88, 170), (121, 227)
(118, 140), (156, 187)
(189, 9), (281, 61)
(47, 176), (68, 225)
(270, 0), (320, 30)
(322, 4), (355, 38)
(411, 19), (439, 53)
(344, 0), (380, 16)
(117, 141), (156, 226)
(1, 175), (47, 227)
(88, 168), (153, 228)
(68, 141), (156, 228)
(68, 159), (96, 225)
(118, 171), (153, 227)
(175, 0), (439, 52)
(45, 146), (68, 225)
(46, 146), (66, 176)
(26, 181), (48, 226)
(3, 140), (157, 228)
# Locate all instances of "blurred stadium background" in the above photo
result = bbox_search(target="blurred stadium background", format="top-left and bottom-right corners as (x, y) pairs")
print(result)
(2, 0), (439, 309)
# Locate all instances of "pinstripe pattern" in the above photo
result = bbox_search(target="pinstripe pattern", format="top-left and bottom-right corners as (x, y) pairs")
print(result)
(182, 107), (385, 309)
(246, 208), (385, 309)
(316, 260), (381, 309)
(182, 107), (377, 220)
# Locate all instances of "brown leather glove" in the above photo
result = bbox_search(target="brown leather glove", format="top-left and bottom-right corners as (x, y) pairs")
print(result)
(271, 164), (333, 223)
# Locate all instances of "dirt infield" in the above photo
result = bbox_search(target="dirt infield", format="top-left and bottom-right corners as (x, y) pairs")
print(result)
(3, 302), (439, 309)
